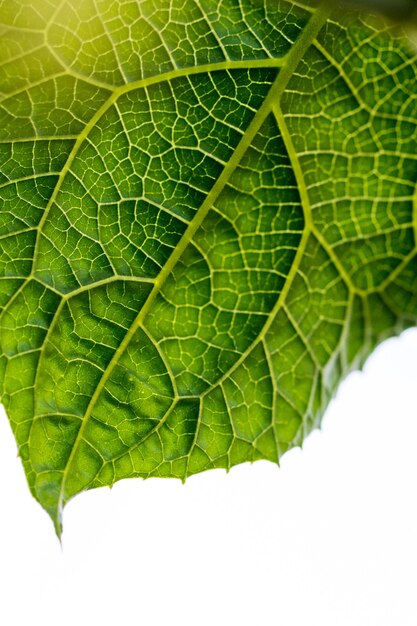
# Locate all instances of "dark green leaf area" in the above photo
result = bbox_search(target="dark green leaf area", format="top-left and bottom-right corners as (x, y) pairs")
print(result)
(282, 17), (417, 292)
(340, 0), (417, 21)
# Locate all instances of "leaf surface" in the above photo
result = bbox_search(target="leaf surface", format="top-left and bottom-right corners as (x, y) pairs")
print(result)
(1, 0), (417, 534)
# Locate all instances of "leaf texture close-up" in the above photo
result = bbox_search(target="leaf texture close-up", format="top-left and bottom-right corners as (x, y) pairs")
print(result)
(1, 0), (417, 535)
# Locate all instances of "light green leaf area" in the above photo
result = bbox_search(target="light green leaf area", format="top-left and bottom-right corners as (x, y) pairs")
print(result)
(1, 0), (417, 535)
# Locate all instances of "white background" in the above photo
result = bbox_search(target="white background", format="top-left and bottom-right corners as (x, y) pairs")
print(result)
(0, 328), (416, 626)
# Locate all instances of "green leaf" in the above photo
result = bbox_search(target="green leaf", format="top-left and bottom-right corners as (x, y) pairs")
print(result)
(1, 0), (417, 535)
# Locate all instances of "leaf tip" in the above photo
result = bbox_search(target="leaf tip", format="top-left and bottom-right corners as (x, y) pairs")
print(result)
(54, 515), (64, 543)
(33, 471), (64, 540)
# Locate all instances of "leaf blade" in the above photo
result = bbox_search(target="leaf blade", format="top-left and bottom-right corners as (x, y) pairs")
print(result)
(1, 0), (417, 534)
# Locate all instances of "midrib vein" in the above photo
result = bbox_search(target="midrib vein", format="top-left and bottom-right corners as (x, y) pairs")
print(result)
(55, 5), (331, 519)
